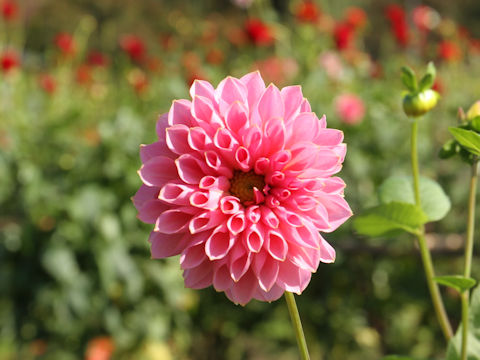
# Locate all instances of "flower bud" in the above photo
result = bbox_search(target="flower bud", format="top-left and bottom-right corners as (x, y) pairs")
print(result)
(466, 101), (480, 121)
(402, 89), (439, 117)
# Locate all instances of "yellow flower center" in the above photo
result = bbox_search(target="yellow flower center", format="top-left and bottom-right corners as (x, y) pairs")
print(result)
(229, 170), (265, 204)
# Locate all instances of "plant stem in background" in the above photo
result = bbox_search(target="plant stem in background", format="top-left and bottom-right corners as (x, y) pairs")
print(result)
(285, 292), (311, 360)
(410, 119), (454, 341)
(460, 160), (478, 360)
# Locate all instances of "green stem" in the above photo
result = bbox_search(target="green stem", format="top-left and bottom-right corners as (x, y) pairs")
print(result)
(284, 292), (311, 360)
(410, 119), (453, 340)
(460, 161), (478, 360)
(411, 120), (421, 205)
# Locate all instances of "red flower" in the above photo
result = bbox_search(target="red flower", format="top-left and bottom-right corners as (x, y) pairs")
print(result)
(245, 18), (274, 46)
(87, 51), (109, 67)
(55, 33), (76, 56)
(120, 34), (146, 63)
(39, 74), (56, 94)
(76, 65), (92, 85)
(438, 40), (462, 62)
(296, 1), (320, 23)
(1, 0), (17, 21)
(385, 5), (409, 47)
(333, 22), (354, 51)
(85, 337), (114, 360)
(1, 50), (19, 73)
(432, 77), (445, 94)
(345, 7), (367, 30)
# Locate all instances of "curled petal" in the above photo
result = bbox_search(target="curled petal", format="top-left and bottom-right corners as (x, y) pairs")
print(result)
(205, 226), (236, 260)
(254, 157), (270, 175)
(204, 151), (233, 177)
(246, 205), (261, 223)
(229, 245), (251, 282)
(253, 284), (284, 302)
(234, 146), (251, 171)
(155, 208), (196, 234)
(258, 255), (280, 292)
(189, 190), (222, 210)
(140, 141), (171, 163)
(137, 199), (169, 224)
(199, 175), (230, 191)
(225, 269), (257, 305)
(277, 261), (311, 295)
(189, 209), (226, 234)
(227, 211), (246, 235)
(166, 124), (192, 154)
(190, 79), (216, 103)
(260, 206), (279, 229)
(180, 242), (208, 269)
(225, 101), (249, 135)
(176, 154), (210, 184)
(213, 263), (234, 291)
(320, 236), (336, 263)
(183, 260), (214, 289)
(256, 84), (284, 122)
(132, 184), (159, 210)
(243, 223), (264, 253)
(188, 126), (211, 151)
(139, 156), (177, 187)
(316, 194), (353, 232)
(220, 196), (241, 214)
(159, 182), (195, 206)
(266, 230), (288, 261)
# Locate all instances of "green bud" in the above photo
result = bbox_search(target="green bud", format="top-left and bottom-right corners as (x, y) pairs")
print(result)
(438, 139), (457, 159)
(403, 89), (440, 117)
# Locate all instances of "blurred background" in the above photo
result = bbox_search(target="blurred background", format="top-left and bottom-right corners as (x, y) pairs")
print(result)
(2, 0), (480, 359)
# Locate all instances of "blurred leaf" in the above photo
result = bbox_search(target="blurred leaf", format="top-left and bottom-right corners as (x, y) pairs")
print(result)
(378, 176), (451, 222)
(449, 127), (480, 156)
(353, 202), (427, 237)
(418, 74), (434, 92)
(433, 276), (476, 293)
(425, 61), (436, 80)
(470, 116), (480, 132)
(401, 66), (417, 92)
(446, 285), (480, 359)
(439, 140), (458, 159)
(42, 246), (80, 285)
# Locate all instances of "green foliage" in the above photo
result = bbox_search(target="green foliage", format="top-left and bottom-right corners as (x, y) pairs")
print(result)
(353, 202), (427, 237)
(433, 276), (476, 293)
(446, 286), (480, 360)
(378, 176), (451, 222)
(448, 127), (480, 156)
(401, 66), (417, 92)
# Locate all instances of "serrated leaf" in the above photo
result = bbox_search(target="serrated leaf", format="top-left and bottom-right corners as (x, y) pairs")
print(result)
(401, 66), (417, 92)
(449, 127), (480, 156)
(434, 275), (476, 293)
(378, 176), (451, 222)
(446, 285), (480, 360)
(353, 202), (427, 237)
(418, 73), (434, 92)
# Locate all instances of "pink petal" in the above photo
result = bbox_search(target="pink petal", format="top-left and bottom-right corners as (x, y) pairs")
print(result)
(281, 85), (304, 122)
(213, 263), (234, 291)
(243, 223), (264, 253)
(246, 205), (261, 223)
(199, 175), (230, 191)
(205, 226), (236, 260)
(183, 260), (214, 289)
(240, 71), (266, 110)
(159, 182), (195, 206)
(168, 99), (194, 127)
(166, 124), (192, 154)
(243, 126), (264, 159)
(229, 245), (251, 282)
(215, 76), (248, 115)
(253, 284), (284, 302)
(139, 156), (178, 187)
(132, 184), (159, 210)
(140, 141), (171, 163)
(225, 101), (249, 135)
(189, 190), (222, 210)
(227, 211), (246, 235)
(226, 269), (257, 305)
(137, 199), (169, 224)
(156, 113), (169, 139)
(180, 242), (208, 269)
(176, 154), (210, 184)
(204, 151), (233, 178)
(189, 79), (216, 103)
(262, 117), (286, 155)
(258, 256), (280, 292)
(254, 157), (270, 175)
(256, 84), (284, 122)
(299, 98), (312, 113)
(321, 177), (346, 195)
(266, 230), (288, 261)
(277, 261), (311, 294)
(288, 245), (320, 272)
(260, 206), (279, 229)
(188, 126), (212, 151)
(150, 232), (189, 258)
(317, 194), (353, 232)
(155, 208), (195, 234)
(319, 236), (336, 263)
(234, 147), (251, 171)
(189, 209), (226, 234)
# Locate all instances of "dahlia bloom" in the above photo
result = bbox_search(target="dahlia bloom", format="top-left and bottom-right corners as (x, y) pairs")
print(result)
(134, 71), (351, 305)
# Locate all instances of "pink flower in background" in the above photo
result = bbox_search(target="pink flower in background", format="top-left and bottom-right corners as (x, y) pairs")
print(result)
(319, 51), (344, 81)
(231, 0), (253, 9)
(334, 93), (366, 125)
(134, 71), (351, 305)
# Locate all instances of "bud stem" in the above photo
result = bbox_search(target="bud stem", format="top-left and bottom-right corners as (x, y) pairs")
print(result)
(285, 292), (311, 360)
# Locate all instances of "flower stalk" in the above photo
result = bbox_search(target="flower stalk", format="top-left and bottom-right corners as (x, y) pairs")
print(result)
(410, 119), (453, 341)
(460, 160), (478, 360)
(285, 292), (311, 360)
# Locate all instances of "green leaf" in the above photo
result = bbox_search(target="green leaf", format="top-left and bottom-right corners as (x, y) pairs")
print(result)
(401, 66), (417, 92)
(446, 285), (480, 360)
(353, 202), (427, 237)
(382, 357), (423, 360)
(449, 127), (480, 156)
(418, 73), (434, 92)
(434, 275), (476, 293)
(470, 116), (480, 132)
(439, 139), (458, 159)
(378, 176), (451, 222)
(425, 61), (436, 81)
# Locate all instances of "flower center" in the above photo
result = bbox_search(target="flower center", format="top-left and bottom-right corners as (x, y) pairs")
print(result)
(229, 170), (266, 204)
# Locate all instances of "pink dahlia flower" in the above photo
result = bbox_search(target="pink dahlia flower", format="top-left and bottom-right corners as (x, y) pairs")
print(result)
(134, 71), (352, 305)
